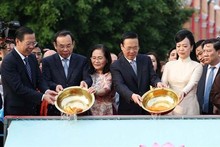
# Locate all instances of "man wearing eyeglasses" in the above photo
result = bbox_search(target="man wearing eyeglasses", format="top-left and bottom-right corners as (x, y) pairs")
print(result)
(1, 26), (58, 116)
(110, 32), (166, 115)
(41, 30), (92, 115)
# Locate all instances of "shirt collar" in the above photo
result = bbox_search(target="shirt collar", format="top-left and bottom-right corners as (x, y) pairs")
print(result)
(177, 56), (191, 62)
(14, 47), (26, 60)
(125, 57), (137, 63)
(208, 62), (220, 69)
(59, 55), (71, 61)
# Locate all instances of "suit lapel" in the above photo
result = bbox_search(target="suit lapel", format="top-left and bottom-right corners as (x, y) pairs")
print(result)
(28, 55), (35, 84)
(121, 56), (138, 84)
(201, 65), (208, 102)
(12, 50), (34, 84)
(136, 55), (142, 89)
(67, 54), (76, 80)
(216, 67), (220, 76)
(12, 49), (26, 69)
(54, 54), (67, 79)
(202, 65), (208, 86)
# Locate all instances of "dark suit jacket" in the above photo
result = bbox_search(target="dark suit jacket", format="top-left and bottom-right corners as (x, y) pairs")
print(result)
(197, 65), (208, 113)
(197, 65), (220, 114)
(1, 49), (48, 115)
(110, 54), (161, 115)
(210, 74), (220, 112)
(42, 53), (92, 115)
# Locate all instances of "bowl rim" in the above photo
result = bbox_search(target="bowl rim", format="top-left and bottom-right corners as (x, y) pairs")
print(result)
(141, 87), (179, 114)
(54, 86), (95, 115)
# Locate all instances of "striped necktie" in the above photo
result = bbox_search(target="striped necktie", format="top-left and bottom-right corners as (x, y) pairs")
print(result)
(62, 58), (69, 77)
(130, 60), (137, 75)
(24, 57), (32, 81)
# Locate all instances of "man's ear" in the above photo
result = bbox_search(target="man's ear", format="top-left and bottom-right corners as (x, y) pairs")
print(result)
(15, 38), (19, 45)
(53, 42), (57, 50)
(217, 50), (220, 56)
(120, 43), (123, 50)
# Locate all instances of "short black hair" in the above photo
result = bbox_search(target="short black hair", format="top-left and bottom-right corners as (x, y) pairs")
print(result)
(195, 39), (205, 48)
(53, 30), (75, 44)
(120, 32), (138, 45)
(202, 38), (219, 50)
(214, 41), (220, 51)
(15, 26), (34, 41)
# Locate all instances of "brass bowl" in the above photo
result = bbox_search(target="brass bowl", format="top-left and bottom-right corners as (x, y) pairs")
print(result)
(55, 86), (95, 115)
(141, 88), (179, 114)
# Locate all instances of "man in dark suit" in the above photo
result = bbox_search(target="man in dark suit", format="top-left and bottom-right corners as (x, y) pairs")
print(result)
(42, 30), (92, 115)
(110, 32), (166, 115)
(197, 38), (220, 114)
(210, 74), (220, 114)
(1, 26), (57, 116)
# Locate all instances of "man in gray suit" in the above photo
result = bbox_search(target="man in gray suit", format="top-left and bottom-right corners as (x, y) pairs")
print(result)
(42, 30), (92, 115)
(110, 32), (166, 115)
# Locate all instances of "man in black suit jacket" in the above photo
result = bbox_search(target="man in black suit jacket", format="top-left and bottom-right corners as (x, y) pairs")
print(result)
(197, 38), (220, 114)
(210, 74), (220, 114)
(1, 26), (57, 116)
(42, 30), (92, 115)
(110, 32), (166, 115)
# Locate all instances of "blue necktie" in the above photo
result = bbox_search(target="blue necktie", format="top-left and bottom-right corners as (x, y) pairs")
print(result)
(62, 58), (69, 77)
(130, 60), (137, 75)
(24, 57), (32, 81)
(203, 67), (215, 113)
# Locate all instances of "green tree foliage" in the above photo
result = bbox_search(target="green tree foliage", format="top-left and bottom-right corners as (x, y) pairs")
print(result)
(0, 0), (193, 60)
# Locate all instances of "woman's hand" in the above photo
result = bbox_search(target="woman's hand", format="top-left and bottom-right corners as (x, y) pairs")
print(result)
(88, 87), (96, 94)
(156, 82), (167, 88)
(179, 92), (186, 103)
(80, 81), (88, 89)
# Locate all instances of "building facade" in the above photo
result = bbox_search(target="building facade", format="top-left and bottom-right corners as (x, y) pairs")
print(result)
(183, 0), (220, 41)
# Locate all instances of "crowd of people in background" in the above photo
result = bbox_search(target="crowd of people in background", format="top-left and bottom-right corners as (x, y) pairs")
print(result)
(0, 26), (220, 118)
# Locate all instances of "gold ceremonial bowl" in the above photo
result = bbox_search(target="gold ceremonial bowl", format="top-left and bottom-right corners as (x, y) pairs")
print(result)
(55, 86), (95, 115)
(141, 88), (179, 114)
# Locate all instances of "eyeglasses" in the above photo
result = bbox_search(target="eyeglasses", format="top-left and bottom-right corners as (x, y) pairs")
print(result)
(25, 41), (38, 47)
(56, 44), (73, 50)
(123, 46), (139, 51)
